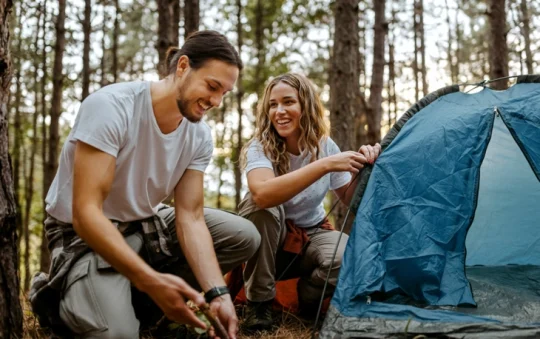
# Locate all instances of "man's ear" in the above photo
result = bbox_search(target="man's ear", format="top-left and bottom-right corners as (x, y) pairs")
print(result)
(176, 55), (190, 77)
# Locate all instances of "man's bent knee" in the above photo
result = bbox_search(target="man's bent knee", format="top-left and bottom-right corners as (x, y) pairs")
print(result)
(224, 215), (261, 261)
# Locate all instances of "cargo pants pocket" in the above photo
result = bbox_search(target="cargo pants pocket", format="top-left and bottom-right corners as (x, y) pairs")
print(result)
(59, 259), (108, 334)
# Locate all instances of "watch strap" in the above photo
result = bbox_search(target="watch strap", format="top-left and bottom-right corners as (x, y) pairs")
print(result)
(204, 286), (230, 303)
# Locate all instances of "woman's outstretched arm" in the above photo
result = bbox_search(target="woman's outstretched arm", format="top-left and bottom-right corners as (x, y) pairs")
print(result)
(248, 151), (367, 209)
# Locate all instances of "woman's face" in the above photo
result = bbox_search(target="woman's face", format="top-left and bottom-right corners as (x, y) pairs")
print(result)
(268, 82), (302, 142)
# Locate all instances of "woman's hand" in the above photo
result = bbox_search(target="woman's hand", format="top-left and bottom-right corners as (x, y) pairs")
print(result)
(358, 143), (381, 164)
(324, 151), (369, 173)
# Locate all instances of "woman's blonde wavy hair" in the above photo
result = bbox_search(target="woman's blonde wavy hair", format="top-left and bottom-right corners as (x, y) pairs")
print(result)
(240, 73), (329, 176)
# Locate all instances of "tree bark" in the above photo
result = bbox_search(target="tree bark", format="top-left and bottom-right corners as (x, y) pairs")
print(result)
(330, 0), (363, 155)
(100, 1), (108, 87)
(171, 0), (179, 44)
(418, 0), (427, 96)
(358, 0), (366, 92)
(367, 0), (386, 145)
(253, 0), (265, 100)
(24, 2), (42, 292)
(11, 0), (22, 251)
(387, 5), (397, 129)
(330, 0), (366, 233)
(518, 0), (533, 74)
(82, 0), (91, 100)
(112, 0), (119, 82)
(40, 0), (50, 272)
(413, 0), (419, 101)
(233, 0), (243, 210)
(43, 0), (67, 273)
(184, 0), (199, 39)
(157, 0), (176, 77)
(445, 0), (457, 84)
(488, 0), (508, 90)
(0, 0), (24, 336)
(455, 0), (461, 79)
(216, 101), (227, 210)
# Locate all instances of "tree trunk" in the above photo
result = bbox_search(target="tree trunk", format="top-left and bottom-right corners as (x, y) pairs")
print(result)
(22, 141), (30, 291)
(40, 0), (50, 272)
(11, 0), (22, 251)
(330, 0), (366, 234)
(184, 0), (199, 39)
(216, 100), (227, 210)
(518, 0), (533, 74)
(100, 1), (108, 87)
(488, 0), (508, 90)
(0, 0), (24, 336)
(413, 0), (419, 102)
(171, 0), (179, 44)
(367, 0), (386, 145)
(43, 0), (66, 273)
(82, 0), (91, 100)
(358, 0), (366, 92)
(454, 0), (461, 79)
(112, 0), (119, 82)
(216, 166), (224, 209)
(418, 0), (427, 96)
(233, 0), (243, 210)
(387, 5), (397, 129)
(157, 0), (174, 77)
(23, 2), (42, 292)
(253, 0), (265, 101)
(445, 0), (457, 84)
(387, 40), (396, 127)
(331, 0), (363, 154)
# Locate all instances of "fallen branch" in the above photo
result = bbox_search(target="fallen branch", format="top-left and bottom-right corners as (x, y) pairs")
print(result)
(199, 303), (229, 339)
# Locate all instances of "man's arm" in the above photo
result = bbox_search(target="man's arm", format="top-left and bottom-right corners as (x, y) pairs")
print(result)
(72, 141), (207, 329)
(174, 169), (238, 339)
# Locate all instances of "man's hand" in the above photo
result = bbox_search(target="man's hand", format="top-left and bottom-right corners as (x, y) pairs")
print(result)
(208, 294), (238, 339)
(139, 272), (208, 330)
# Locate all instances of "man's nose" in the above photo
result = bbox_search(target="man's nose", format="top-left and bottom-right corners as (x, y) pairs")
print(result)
(210, 94), (222, 108)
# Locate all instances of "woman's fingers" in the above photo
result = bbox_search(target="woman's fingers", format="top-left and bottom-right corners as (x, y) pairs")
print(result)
(358, 143), (382, 163)
(351, 153), (367, 167)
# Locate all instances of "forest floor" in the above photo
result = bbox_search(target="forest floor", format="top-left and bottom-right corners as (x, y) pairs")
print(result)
(22, 297), (316, 339)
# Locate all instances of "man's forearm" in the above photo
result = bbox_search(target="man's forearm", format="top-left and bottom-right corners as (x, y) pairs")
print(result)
(73, 205), (155, 291)
(175, 217), (225, 292)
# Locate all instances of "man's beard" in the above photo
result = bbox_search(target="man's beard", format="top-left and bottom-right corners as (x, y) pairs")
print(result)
(176, 84), (202, 123)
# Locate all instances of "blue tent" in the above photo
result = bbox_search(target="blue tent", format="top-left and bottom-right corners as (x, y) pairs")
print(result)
(321, 76), (540, 338)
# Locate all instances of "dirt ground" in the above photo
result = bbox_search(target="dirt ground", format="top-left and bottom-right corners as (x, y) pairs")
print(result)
(23, 299), (318, 339)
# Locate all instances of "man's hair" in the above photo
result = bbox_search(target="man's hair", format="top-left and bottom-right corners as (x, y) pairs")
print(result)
(165, 30), (243, 75)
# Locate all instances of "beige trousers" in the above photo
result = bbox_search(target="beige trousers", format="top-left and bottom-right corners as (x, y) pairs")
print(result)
(238, 194), (349, 304)
(59, 207), (260, 338)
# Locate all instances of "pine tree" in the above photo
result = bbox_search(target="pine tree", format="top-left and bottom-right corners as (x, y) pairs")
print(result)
(0, 0), (24, 335)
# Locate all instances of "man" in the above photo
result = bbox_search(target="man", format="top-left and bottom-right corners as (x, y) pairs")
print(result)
(30, 30), (260, 339)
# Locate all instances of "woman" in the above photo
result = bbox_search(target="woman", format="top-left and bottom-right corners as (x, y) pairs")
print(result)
(238, 73), (380, 331)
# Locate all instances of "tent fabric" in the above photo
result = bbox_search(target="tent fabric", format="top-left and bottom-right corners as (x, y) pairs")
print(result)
(321, 77), (540, 338)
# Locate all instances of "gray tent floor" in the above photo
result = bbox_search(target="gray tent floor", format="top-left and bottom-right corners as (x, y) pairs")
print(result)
(320, 265), (540, 339)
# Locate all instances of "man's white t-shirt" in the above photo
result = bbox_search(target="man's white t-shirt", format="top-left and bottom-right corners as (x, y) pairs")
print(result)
(46, 81), (213, 223)
(244, 138), (351, 227)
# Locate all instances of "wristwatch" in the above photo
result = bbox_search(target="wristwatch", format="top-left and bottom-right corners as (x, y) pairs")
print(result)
(204, 286), (230, 303)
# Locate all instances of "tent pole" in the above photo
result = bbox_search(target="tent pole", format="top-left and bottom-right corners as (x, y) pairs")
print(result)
(311, 207), (352, 338)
